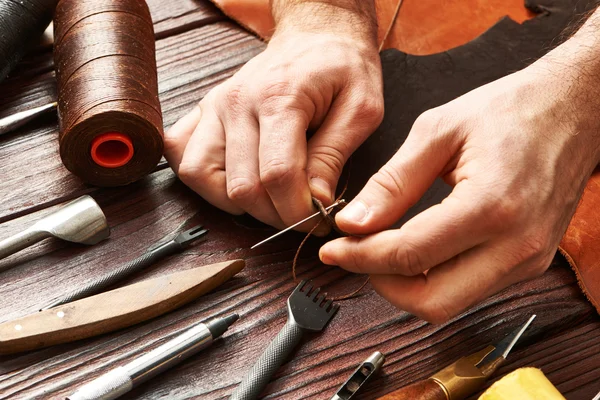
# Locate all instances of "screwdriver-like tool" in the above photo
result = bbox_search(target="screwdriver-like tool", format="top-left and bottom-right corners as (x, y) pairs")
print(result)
(41, 225), (208, 310)
(378, 315), (536, 400)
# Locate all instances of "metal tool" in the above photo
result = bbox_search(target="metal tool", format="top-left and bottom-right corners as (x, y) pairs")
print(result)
(251, 199), (346, 249)
(378, 314), (536, 400)
(0, 102), (57, 136)
(67, 313), (239, 400)
(0, 259), (245, 354)
(231, 280), (339, 400)
(42, 225), (208, 310)
(0, 195), (109, 262)
(332, 351), (385, 400)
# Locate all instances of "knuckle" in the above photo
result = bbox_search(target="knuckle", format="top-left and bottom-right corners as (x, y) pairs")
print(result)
(413, 108), (450, 139)
(518, 234), (549, 264)
(348, 243), (366, 273)
(309, 145), (345, 178)
(178, 162), (208, 187)
(257, 80), (311, 120)
(353, 96), (384, 126)
(390, 243), (423, 276)
(416, 297), (454, 325)
(260, 159), (300, 187)
(372, 164), (408, 199)
(227, 177), (260, 204)
(479, 195), (522, 233)
(222, 82), (248, 111)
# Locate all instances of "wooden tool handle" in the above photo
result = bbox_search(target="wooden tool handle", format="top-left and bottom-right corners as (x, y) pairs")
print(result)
(0, 259), (244, 354)
(378, 379), (448, 400)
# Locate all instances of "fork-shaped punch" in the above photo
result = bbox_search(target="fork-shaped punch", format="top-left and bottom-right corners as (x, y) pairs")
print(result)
(231, 281), (339, 400)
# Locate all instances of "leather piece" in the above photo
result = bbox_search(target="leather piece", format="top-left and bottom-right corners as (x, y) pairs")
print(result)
(559, 171), (600, 314)
(208, 0), (534, 53)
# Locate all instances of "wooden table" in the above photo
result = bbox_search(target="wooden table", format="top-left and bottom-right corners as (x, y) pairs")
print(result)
(0, 1), (599, 399)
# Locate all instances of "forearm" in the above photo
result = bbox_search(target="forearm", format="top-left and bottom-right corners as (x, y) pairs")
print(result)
(270, 0), (377, 42)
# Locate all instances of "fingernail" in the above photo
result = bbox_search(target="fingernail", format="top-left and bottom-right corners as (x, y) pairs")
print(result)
(309, 177), (333, 201)
(338, 200), (368, 223)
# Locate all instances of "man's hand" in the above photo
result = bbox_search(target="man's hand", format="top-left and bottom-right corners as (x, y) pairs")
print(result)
(164, 1), (383, 231)
(319, 13), (600, 323)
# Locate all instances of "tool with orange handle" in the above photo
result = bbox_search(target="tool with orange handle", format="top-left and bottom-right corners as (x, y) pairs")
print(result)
(378, 315), (536, 400)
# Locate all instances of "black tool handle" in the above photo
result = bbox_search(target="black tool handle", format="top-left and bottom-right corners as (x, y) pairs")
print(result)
(230, 320), (304, 400)
(46, 240), (180, 308)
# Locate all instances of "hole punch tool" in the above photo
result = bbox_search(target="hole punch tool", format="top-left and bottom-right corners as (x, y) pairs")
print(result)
(332, 351), (385, 400)
(231, 280), (340, 400)
(0, 195), (109, 263)
(42, 225), (208, 310)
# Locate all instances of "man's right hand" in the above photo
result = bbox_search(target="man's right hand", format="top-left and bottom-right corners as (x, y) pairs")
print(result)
(164, 1), (384, 232)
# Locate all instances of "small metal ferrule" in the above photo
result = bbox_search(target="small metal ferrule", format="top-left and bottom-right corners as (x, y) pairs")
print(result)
(331, 351), (385, 400)
(431, 346), (495, 400)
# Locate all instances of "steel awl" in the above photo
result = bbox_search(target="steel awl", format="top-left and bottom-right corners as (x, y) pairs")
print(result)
(0, 195), (109, 262)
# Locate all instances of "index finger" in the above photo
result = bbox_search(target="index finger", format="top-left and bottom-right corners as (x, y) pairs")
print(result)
(258, 103), (319, 230)
(320, 182), (495, 276)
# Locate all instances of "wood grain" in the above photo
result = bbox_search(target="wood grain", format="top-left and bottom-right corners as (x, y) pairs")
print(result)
(378, 379), (448, 400)
(0, 259), (244, 354)
(0, 1), (599, 400)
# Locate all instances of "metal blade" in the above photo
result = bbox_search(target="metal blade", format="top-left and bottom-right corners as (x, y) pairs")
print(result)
(477, 315), (536, 367)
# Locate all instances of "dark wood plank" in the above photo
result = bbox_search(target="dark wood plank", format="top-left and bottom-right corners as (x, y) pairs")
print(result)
(0, 22), (265, 224)
(0, 167), (597, 399)
(0, 1), (599, 399)
(147, 0), (225, 39)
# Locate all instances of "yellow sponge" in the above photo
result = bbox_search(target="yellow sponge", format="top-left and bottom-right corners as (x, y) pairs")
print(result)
(479, 368), (565, 400)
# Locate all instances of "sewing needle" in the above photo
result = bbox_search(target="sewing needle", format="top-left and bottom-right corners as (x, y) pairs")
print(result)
(251, 199), (345, 249)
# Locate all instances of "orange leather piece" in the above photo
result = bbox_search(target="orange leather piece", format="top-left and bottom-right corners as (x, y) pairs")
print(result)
(209, 0), (534, 54)
(560, 171), (600, 314)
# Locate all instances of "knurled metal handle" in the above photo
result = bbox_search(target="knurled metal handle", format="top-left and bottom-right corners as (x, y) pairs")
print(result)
(53, 241), (179, 305)
(230, 321), (304, 400)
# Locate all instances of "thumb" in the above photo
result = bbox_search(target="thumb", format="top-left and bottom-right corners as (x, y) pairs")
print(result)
(336, 109), (461, 234)
(307, 90), (384, 205)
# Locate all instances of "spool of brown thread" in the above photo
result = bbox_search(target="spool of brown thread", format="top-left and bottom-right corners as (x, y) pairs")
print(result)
(54, 0), (163, 187)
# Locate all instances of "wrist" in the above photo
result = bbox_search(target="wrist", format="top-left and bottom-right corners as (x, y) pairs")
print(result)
(271, 1), (378, 47)
(531, 10), (600, 168)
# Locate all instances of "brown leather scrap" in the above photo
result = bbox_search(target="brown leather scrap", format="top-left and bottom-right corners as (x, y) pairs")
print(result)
(560, 171), (600, 314)
(207, 0), (534, 53)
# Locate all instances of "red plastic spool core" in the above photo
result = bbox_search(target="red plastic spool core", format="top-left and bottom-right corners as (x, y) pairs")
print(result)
(90, 132), (134, 168)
